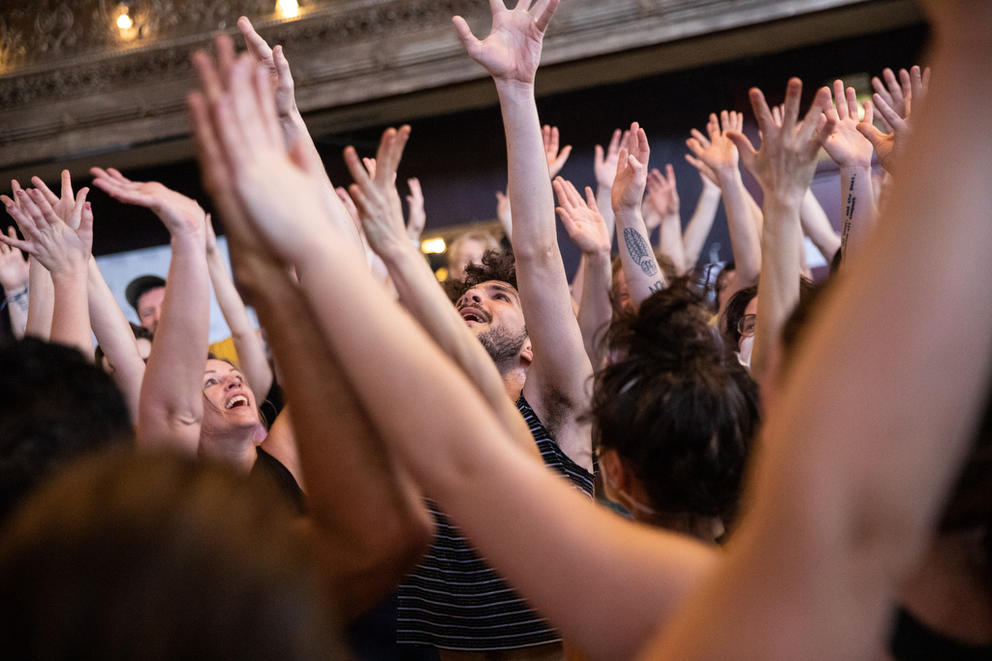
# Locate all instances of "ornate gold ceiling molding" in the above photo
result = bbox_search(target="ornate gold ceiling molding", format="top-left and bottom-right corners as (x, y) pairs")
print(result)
(0, 0), (901, 173)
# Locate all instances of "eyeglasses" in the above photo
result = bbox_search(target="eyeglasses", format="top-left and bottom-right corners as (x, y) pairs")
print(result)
(737, 313), (756, 338)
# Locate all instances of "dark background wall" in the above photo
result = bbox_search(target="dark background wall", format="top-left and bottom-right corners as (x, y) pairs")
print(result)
(29, 23), (926, 278)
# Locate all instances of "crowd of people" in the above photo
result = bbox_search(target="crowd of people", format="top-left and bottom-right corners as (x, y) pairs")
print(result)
(0, 0), (989, 659)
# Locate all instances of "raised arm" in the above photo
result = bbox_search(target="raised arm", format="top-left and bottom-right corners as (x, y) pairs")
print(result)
(192, 48), (716, 660)
(820, 80), (877, 266)
(858, 65), (930, 175)
(593, 128), (628, 242)
(0, 186), (92, 356)
(728, 81), (833, 384)
(0, 227), (30, 338)
(454, 0), (593, 470)
(613, 122), (665, 307)
(554, 177), (613, 368)
(799, 187), (841, 264)
(687, 111), (761, 301)
(681, 153), (722, 270)
(647, 164), (687, 275)
(91, 168), (208, 452)
(343, 125), (539, 458)
(204, 216), (273, 397)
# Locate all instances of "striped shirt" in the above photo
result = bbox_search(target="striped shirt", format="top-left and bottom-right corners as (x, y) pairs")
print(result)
(397, 396), (594, 651)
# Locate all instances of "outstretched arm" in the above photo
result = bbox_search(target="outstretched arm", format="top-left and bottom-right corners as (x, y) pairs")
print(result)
(191, 47), (717, 660)
(454, 0), (593, 470)
(647, 164), (687, 275)
(687, 111), (761, 304)
(799, 188), (841, 264)
(613, 122), (665, 307)
(680, 169), (721, 271)
(92, 168), (209, 452)
(820, 80), (877, 266)
(204, 216), (273, 398)
(644, 7), (988, 656)
(0, 186), (92, 356)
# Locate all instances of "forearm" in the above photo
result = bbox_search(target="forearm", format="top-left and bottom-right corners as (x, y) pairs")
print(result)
(206, 248), (272, 397)
(682, 186), (721, 270)
(4, 284), (29, 338)
(718, 170), (761, 287)
(248, 260), (433, 619)
(799, 188), (841, 262)
(751, 197), (802, 383)
(88, 258), (145, 419)
(382, 243), (538, 456)
(49, 266), (90, 356)
(658, 213), (686, 275)
(137, 231), (209, 450)
(615, 207), (665, 307)
(576, 249), (613, 369)
(597, 184), (616, 243)
(838, 164), (877, 266)
(25, 257), (53, 339)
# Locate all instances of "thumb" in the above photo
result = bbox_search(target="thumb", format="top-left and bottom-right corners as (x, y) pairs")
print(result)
(857, 122), (884, 149)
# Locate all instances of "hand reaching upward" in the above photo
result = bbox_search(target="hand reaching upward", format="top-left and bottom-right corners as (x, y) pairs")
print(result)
(594, 128), (631, 189)
(646, 164), (680, 218)
(554, 177), (610, 256)
(542, 125), (572, 178)
(0, 187), (91, 277)
(820, 80), (874, 169)
(452, 0), (560, 85)
(91, 167), (206, 238)
(686, 111), (743, 180)
(611, 122), (650, 212)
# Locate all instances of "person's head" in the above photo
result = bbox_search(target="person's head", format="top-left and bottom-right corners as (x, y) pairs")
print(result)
(0, 449), (342, 658)
(721, 285), (758, 359)
(591, 280), (760, 541)
(0, 338), (132, 522)
(447, 230), (501, 281)
(126, 275), (167, 334)
(200, 357), (261, 439)
(449, 250), (531, 372)
(95, 323), (153, 373)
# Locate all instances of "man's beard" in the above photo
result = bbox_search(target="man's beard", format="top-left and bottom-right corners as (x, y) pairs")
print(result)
(477, 326), (527, 368)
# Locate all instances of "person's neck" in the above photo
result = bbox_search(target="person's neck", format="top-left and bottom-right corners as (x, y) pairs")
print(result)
(497, 363), (527, 402)
(198, 430), (257, 474)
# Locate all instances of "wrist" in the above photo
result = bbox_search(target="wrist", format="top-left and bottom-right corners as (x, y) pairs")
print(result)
(839, 163), (873, 178)
(716, 166), (743, 186)
(48, 260), (88, 282)
(4, 283), (28, 299)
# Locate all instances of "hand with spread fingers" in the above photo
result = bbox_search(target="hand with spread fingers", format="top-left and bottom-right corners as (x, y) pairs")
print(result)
(237, 16), (300, 132)
(0, 187), (91, 277)
(452, 0), (560, 86)
(686, 110), (743, 182)
(542, 125), (572, 178)
(727, 79), (834, 203)
(646, 164), (680, 219)
(554, 177), (610, 257)
(820, 80), (874, 169)
(858, 65), (929, 174)
(594, 128), (631, 190)
(343, 126), (413, 259)
(90, 167), (206, 238)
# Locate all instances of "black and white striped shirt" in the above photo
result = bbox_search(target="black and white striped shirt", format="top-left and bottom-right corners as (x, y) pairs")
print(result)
(396, 396), (594, 651)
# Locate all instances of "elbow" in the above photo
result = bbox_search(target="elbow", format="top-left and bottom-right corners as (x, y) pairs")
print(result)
(511, 240), (559, 265)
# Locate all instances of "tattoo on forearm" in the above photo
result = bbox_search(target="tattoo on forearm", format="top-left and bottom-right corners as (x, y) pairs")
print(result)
(649, 281), (664, 293)
(7, 287), (28, 313)
(841, 172), (857, 258)
(623, 228), (658, 276)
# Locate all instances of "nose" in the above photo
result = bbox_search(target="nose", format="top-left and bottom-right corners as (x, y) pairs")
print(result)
(460, 289), (482, 305)
(223, 373), (243, 390)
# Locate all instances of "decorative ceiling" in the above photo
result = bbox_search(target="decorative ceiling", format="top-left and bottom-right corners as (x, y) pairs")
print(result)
(0, 0), (921, 180)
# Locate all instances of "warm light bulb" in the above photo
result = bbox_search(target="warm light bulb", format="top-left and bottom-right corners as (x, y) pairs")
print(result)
(116, 12), (133, 30)
(276, 0), (300, 18)
(421, 237), (447, 254)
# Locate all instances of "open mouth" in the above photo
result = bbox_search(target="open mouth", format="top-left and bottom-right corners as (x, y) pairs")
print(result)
(225, 395), (249, 410)
(459, 306), (488, 324)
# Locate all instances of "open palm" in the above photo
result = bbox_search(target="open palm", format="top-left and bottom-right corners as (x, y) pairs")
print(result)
(453, 1), (559, 85)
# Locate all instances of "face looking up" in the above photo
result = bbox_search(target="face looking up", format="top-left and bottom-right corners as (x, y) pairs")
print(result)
(200, 359), (260, 435)
(136, 286), (166, 334)
(455, 280), (528, 365)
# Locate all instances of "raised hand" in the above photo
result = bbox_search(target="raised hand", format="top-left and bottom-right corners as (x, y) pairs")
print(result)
(189, 38), (329, 265)
(542, 124), (572, 178)
(0, 187), (91, 276)
(594, 128), (631, 189)
(26, 170), (80, 228)
(858, 65), (929, 174)
(611, 122), (650, 211)
(0, 227), (29, 292)
(343, 126), (412, 257)
(554, 177), (610, 255)
(452, 0), (560, 85)
(820, 80), (874, 169)
(727, 79), (834, 203)
(646, 164), (680, 218)
(90, 167), (206, 237)
(238, 16), (298, 127)
(405, 178), (426, 241)
(686, 110), (744, 181)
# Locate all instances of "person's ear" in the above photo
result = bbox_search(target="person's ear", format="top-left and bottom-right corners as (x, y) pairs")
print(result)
(600, 447), (633, 496)
(520, 338), (533, 365)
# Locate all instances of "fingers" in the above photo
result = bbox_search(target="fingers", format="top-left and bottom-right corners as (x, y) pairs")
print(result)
(799, 86), (833, 140)
(898, 68), (912, 109)
(583, 186), (597, 209)
(872, 92), (905, 133)
(664, 163), (676, 187)
(451, 16), (482, 57)
(59, 169), (73, 204)
(748, 86), (776, 136)
(407, 177), (422, 199)
(344, 146), (374, 191)
(909, 64), (927, 112)
(0, 228), (30, 254)
(861, 100), (873, 127)
(532, 0), (560, 34)
(832, 80), (847, 120)
(781, 77), (803, 129)
(882, 67), (904, 112)
(707, 113), (720, 141)
(272, 46), (294, 91)
(30, 174), (60, 207)
(252, 61), (281, 148)
(593, 144), (605, 166)
(690, 128), (711, 149)
(844, 85), (859, 120)
(606, 128), (622, 156)
(79, 201), (94, 237)
(725, 131), (757, 169)
(375, 125), (411, 184)
(68, 187), (90, 229)
(363, 157), (377, 178)
(238, 16), (274, 63)
(856, 118), (886, 150)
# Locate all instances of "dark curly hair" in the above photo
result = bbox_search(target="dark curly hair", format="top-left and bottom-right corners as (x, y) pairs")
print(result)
(445, 249), (517, 303)
(590, 279), (760, 535)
